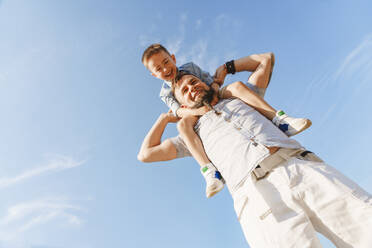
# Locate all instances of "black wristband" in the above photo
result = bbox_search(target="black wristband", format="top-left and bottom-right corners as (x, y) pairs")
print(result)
(225, 60), (236, 74)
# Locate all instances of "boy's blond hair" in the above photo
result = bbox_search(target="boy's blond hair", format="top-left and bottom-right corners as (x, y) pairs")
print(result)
(141, 43), (171, 65)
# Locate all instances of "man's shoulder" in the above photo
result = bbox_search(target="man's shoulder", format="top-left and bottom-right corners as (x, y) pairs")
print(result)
(215, 98), (253, 112)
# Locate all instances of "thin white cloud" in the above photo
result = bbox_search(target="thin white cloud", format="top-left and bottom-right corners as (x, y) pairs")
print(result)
(195, 19), (202, 30)
(190, 40), (208, 65)
(180, 13), (188, 23)
(215, 14), (228, 31)
(0, 155), (86, 189)
(0, 198), (83, 242)
(0, 72), (7, 82)
(139, 34), (161, 48)
(166, 13), (188, 55)
(139, 13), (239, 77)
(292, 33), (372, 126)
(333, 34), (372, 80)
(166, 38), (183, 55)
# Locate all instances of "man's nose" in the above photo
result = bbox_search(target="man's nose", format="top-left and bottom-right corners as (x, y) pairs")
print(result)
(187, 87), (194, 96)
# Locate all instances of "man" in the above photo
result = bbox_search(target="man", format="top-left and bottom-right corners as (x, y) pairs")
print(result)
(138, 59), (372, 247)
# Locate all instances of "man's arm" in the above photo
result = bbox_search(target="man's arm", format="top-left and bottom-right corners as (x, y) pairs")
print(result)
(214, 52), (275, 89)
(137, 112), (179, 162)
(243, 52), (275, 88)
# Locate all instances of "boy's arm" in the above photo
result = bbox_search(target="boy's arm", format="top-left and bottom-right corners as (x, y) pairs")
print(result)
(137, 112), (179, 163)
(176, 105), (210, 118)
(159, 82), (182, 116)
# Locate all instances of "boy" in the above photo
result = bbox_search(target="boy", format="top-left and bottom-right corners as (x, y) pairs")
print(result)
(141, 43), (311, 198)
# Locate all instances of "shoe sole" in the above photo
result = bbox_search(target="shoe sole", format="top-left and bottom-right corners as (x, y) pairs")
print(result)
(291, 119), (312, 136)
(206, 183), (224, 198)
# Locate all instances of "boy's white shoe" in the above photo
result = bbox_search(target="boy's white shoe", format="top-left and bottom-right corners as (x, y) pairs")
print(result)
(272, 110), (312, 137)
(200, 163), (224, 198)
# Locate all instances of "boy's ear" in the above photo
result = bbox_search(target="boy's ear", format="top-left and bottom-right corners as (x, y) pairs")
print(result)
(171, 54), (176, 63)
(151, 72), (158, 78)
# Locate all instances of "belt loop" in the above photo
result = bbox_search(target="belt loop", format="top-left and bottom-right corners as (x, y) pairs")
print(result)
(277, 148), (291, 160)
(252, 166), (268, 180)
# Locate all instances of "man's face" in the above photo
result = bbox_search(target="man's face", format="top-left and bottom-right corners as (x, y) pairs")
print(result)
(145, 50), (178, 81)
(174, 74), (211, 108)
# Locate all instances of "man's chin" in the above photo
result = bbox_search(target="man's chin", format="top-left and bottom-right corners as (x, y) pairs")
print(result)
(188, 88), (215, 109)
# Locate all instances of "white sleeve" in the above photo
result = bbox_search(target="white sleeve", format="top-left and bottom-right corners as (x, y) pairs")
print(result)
(169, 136), (192, 158)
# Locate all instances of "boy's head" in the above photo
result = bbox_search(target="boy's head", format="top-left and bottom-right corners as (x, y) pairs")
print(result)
(142, 43), (178, 82)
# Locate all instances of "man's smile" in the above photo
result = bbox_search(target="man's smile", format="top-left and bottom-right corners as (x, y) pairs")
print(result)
(191, 88), (203, 101)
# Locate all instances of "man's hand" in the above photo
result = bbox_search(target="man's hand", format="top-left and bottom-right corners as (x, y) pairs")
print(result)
(162, 110), (180, 123)
(137, 111), (179, 162)
(211, 82), (220, 93)
(213, 64), (227, 86)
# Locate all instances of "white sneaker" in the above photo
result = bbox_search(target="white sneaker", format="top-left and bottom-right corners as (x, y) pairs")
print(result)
(200, 163), (224, 198)
(272, 110), (312, 137)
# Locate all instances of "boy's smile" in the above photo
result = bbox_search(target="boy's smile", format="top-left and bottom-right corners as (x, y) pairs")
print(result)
(146, 50), (178, 81)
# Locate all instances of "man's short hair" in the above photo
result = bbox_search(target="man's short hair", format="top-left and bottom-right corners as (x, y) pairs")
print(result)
(141, 43), (171, 64)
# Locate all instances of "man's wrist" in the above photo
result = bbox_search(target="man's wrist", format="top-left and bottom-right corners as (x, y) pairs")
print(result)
(159, 113), (169, 122)
(220, 66), (228, 82)
(225, 60), (236, 74)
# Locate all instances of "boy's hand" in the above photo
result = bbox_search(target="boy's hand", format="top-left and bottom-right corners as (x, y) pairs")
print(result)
(177, 106), (210, 117)
(213, 64), (228, 86)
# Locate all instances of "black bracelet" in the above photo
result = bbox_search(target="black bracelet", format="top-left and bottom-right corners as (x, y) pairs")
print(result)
(225, 60), (236, 74)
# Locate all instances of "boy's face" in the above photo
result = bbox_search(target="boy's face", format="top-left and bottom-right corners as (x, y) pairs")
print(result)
(146, 50), (177, 81)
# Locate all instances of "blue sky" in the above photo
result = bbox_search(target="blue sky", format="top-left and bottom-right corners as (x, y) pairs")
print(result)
(0, 0), (371, 247)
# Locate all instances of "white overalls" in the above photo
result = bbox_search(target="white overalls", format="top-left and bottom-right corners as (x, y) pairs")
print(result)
(171, 97), (372, 247)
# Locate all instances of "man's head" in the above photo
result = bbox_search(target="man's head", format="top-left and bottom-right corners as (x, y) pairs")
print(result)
(172, 70), (215, 109)
(142, 43), (178, 82)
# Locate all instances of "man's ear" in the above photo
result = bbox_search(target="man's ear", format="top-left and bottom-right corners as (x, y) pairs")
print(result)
(171, 54), (176, 63)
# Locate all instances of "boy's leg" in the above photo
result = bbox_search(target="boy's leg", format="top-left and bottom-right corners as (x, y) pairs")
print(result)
(220, 81), (276, 119)
(220, 81), (312, 136)
(177, 116), (224, 198)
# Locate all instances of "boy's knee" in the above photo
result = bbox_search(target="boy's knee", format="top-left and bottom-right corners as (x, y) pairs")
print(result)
(177, 116), (196, 133)
(177, 118), (189, 133)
